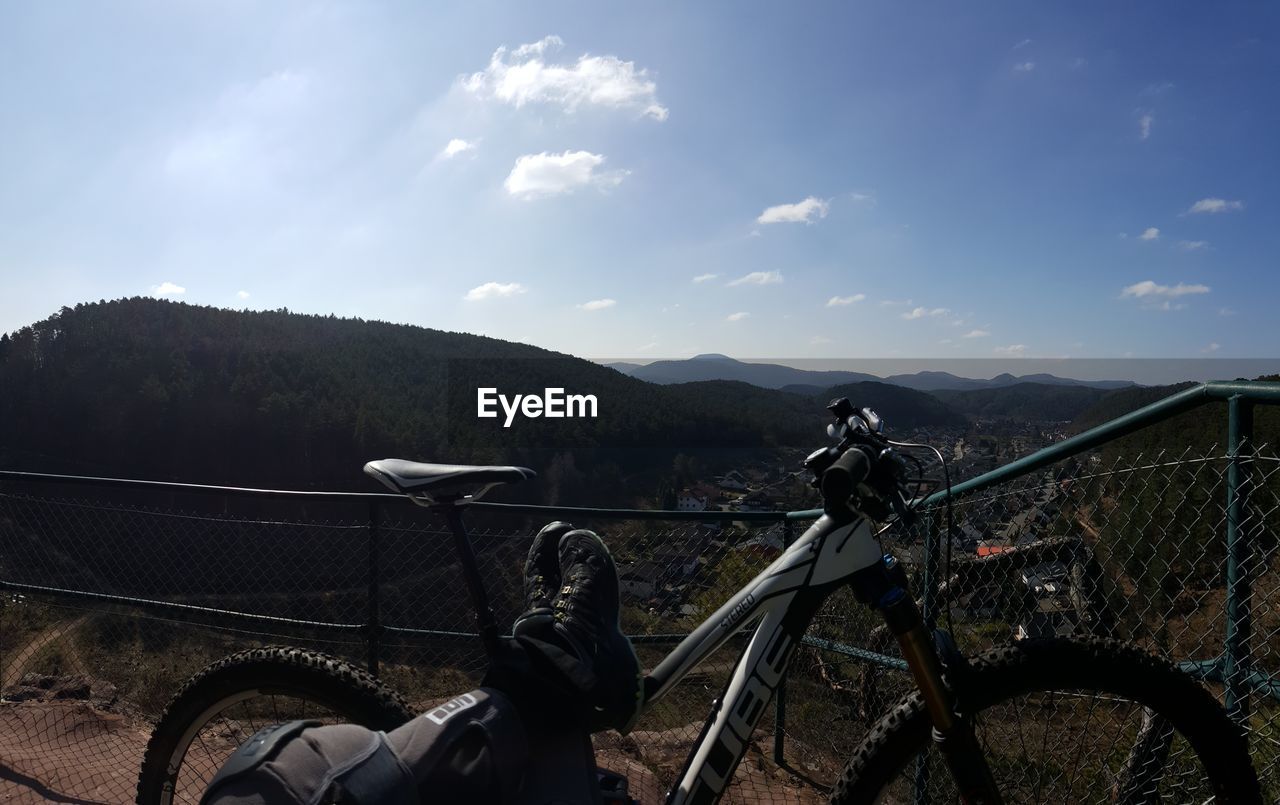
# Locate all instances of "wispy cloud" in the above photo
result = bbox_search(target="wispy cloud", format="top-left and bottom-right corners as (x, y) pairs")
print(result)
(1013, 61), (1036, 72)
(504, 151), (627, 199)
(1013, 38), (1033, 50)
(577, 298), (616, 311)
(756, 197), (829, 225)
(962, 329), (990, 339)
(1120, 280), (1210, 299)
(826, 294), (865, 307)
(1186, 198), (1244, 215)
(1201, 342), (1221, 354)
(994, 344), (1027, 355)
(151, 282), (186, 297)
(879, 299), (913, 307)
(464, 281), (526, 301)
(1120, 280), (1209, 311)
(439, 138), (475, 159)
(1219, 307), (1237, 317)
(236, 290), (250, 300)
(728, 270), (783, 286)
(902, 306), (949, 320)
(1177, 240), (1209, 252)
(462, 35), (668, 120)
(810, 335), (831, 345)
(692, 273), (719, 283)
(1139, 227), (1159, 241)
(726, 311), (750, 322)
(1138, 111), (1154, 141)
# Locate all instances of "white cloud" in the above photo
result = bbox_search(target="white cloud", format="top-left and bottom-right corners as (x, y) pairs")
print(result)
(1013, 61), (1036, 72)
(692, 273), (719, 283)
(236, 290), (250, 300)
(440, 138), (475, 159)
(464, 281), (526, 301)
(1187, 198), (1244, 214)
(1177, 240), (1209, 252)
(1201, 342), (1221, 354)
(939, 338), (953, 345)
(462, 35), (668, 121)
(1142, 82), (1176, 96)
(1138, 112), (1153, 140)
(504, 151), (627, 199)
(1120, 280), (1210, 299)
(151, 282), (186, 297)
(635, 341), (659, 352)
(810, 335), (831, 345)
(902, 306), (950, 320)
(1013, 38), (1033, 49)
(962, 329), (991, 339)
(726, 311), (750, 322)
(1139, 227), (1160, 241)
(577, 298), (616, 311)
(756, 197), (830, 225)
(826, 294), (865, 307)
(879, 298), (913, 307)
(1219, 307), (1237, 317)
(728, 270), (783, 287)
(994, 344), (1028, 355)
(1070, 57), (1088, 70)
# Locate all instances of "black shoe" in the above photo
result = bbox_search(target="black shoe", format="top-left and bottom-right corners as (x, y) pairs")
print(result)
(552, 529), (644, 734)
(512, 521), (575, 638)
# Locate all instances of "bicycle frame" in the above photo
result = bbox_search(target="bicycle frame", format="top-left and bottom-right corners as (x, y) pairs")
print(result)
(432, 489), (994, 804)
(643, 512), (884, 804)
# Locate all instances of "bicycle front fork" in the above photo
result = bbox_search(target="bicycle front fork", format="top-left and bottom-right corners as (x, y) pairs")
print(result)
(853, 555), (1005, 805)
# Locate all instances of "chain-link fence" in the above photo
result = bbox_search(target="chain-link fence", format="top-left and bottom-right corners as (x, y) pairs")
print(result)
(3, 407), (1280, 802)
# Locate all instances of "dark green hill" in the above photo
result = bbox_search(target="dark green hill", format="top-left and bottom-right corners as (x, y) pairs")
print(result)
(0, 300), (823, 493)
(931, 383), (1109, 422)
(816, 381), (968, 431)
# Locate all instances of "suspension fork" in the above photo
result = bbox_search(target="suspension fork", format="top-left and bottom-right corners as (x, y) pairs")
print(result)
(855, 556), (1004, 805)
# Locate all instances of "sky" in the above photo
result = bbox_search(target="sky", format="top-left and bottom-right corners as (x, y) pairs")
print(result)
(2, 1), (1278, 363)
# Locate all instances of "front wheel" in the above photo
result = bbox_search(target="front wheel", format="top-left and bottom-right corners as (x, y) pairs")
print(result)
(831, 637), (1261, 804)
(136, 647), (414, 805)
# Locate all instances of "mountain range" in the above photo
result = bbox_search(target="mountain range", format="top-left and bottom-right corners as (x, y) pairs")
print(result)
(605, 354), (1136, 392)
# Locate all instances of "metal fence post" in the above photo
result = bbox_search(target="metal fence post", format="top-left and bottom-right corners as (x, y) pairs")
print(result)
(920, 507), (939, 628)
(1223, 394), (1254, 720)
(773, 518), (794, 765)
(367, 500), (382, 678)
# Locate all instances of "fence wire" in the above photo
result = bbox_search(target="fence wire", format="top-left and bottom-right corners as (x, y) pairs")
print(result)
(1, 441), (1278, 803)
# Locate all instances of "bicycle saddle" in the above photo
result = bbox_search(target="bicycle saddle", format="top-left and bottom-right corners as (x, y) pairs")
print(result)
(364, 459), (536, 497)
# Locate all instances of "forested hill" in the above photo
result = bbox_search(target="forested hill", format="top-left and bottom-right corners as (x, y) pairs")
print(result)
(818, 382), (969, 430)
(932, 383), (1110, 422)
(0, 299), (848, 493)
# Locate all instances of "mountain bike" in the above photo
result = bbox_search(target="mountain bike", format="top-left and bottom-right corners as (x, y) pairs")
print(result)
(137, 398), (1262, 804)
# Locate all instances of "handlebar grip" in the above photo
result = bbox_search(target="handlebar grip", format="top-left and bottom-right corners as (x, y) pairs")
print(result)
(821, 446), (871, 502)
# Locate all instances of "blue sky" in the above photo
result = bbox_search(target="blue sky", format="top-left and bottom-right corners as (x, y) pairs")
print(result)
(2, 1), (1277, 361)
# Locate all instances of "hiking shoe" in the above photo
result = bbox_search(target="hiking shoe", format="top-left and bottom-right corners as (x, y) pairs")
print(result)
(552, 529), (644, 734)
(512, 521), (575, 638)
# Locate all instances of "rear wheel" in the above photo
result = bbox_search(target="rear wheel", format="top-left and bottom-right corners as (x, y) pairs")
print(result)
(831, 637), (1261, 804)
(136, 646), (413, 805)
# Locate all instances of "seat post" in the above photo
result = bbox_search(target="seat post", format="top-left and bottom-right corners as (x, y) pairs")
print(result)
(439, 502), (503, 663)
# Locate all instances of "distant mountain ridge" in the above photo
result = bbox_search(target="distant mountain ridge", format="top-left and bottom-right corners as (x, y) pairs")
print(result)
(606, 355), (1136, 392)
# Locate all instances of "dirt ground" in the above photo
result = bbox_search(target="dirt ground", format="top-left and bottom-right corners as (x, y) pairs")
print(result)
(0, 699), (828, 804)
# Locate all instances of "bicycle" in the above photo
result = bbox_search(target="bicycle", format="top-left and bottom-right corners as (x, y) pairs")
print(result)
(137, 398), (1262, 804)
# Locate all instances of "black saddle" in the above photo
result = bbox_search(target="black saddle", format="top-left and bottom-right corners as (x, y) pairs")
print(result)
(364, 459), (535, 497)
